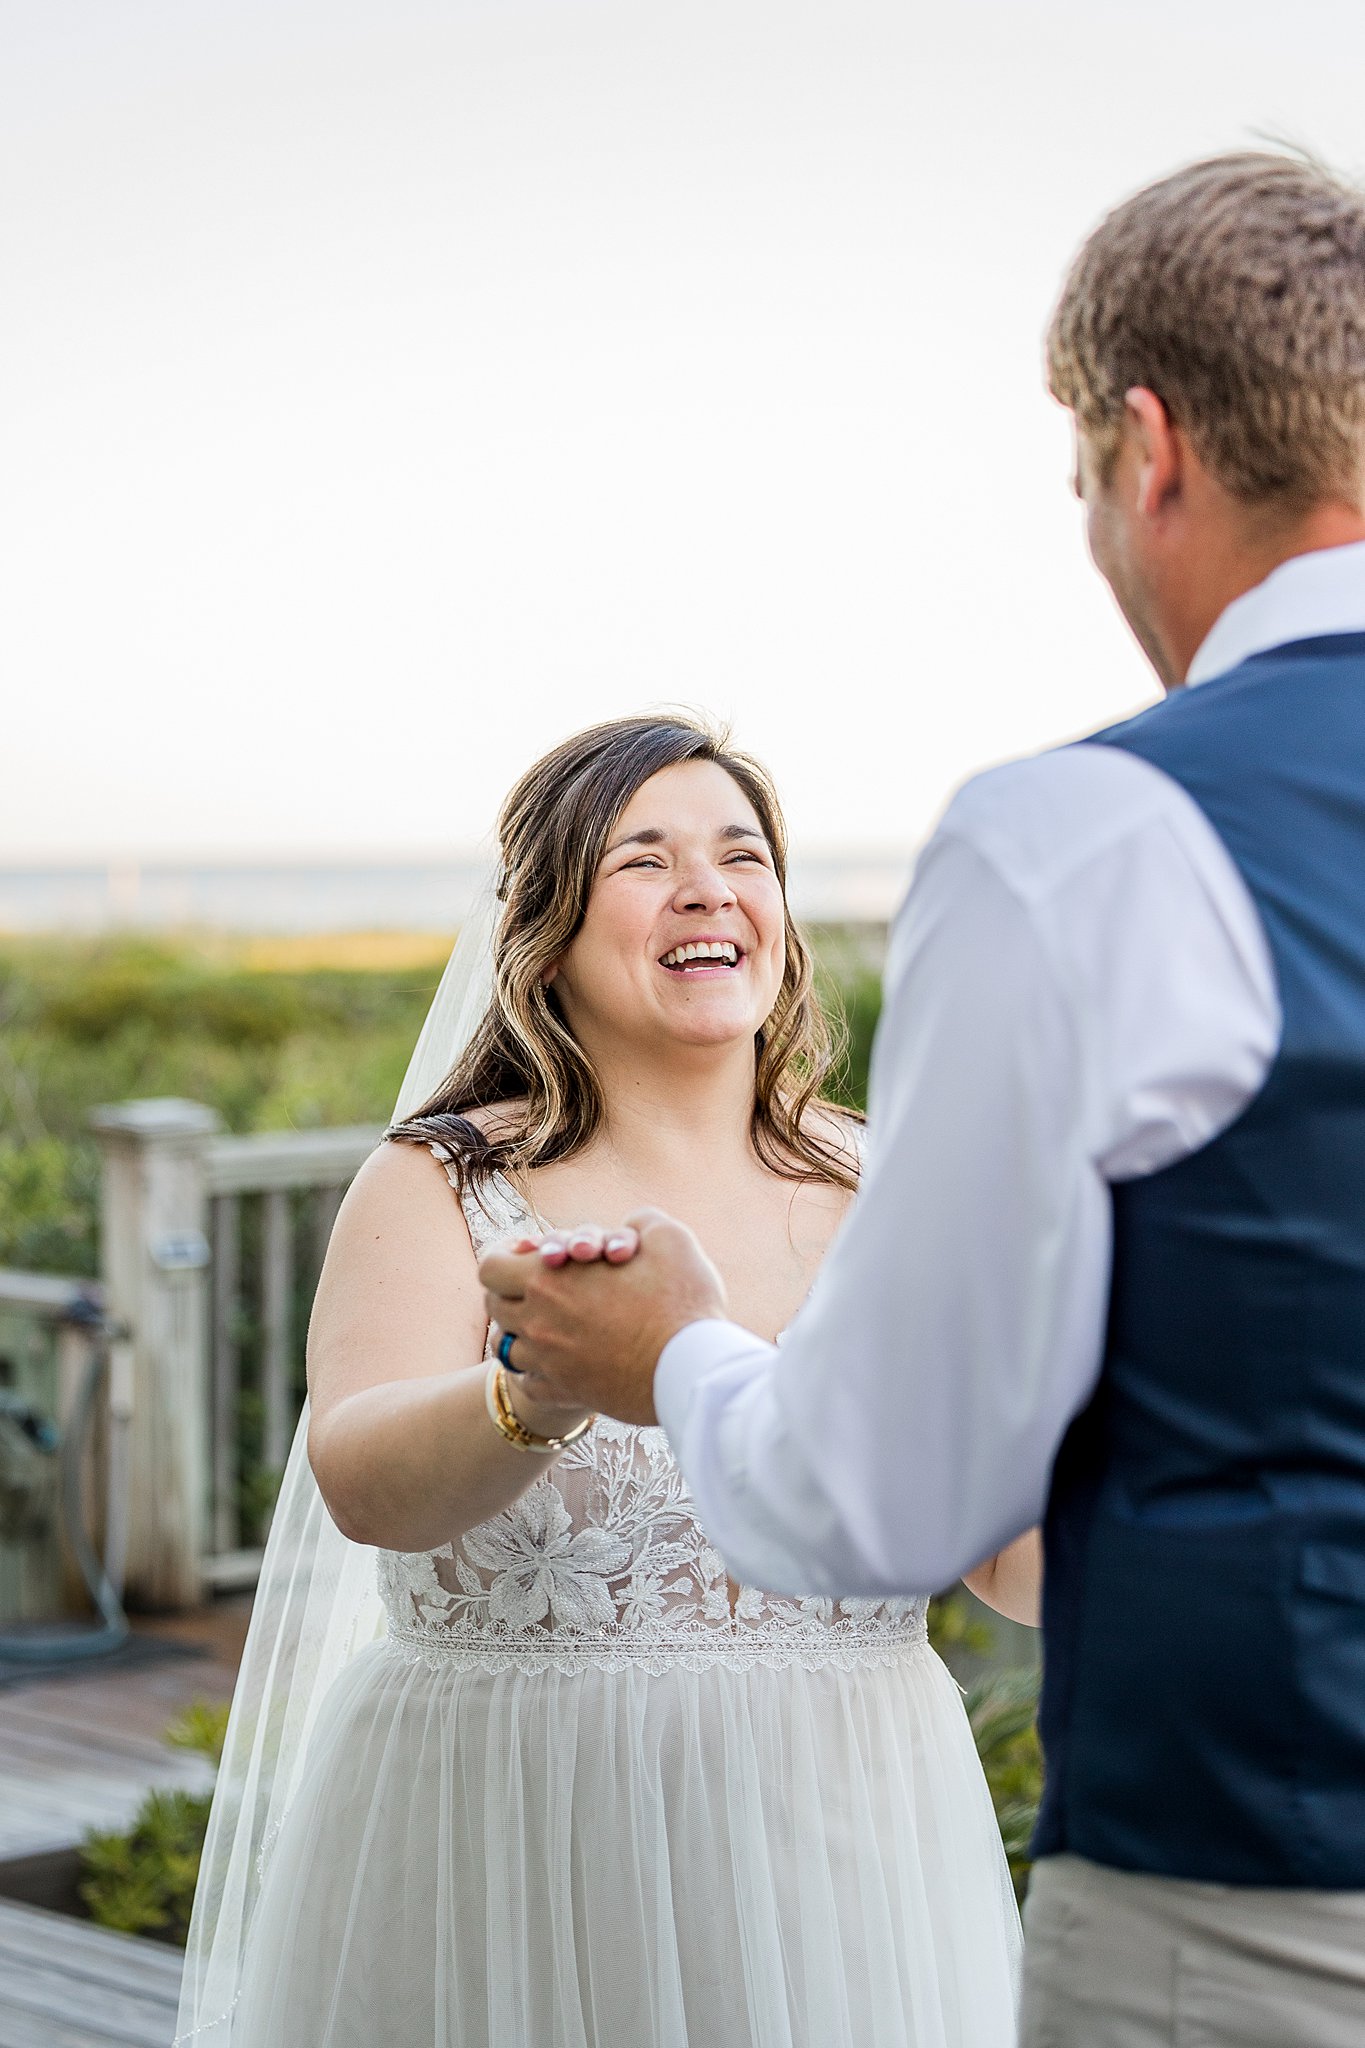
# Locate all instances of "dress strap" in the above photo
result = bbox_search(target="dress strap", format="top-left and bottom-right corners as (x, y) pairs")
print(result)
(384, 1115), (534, 1255)
(429, 1147), (532, 1256)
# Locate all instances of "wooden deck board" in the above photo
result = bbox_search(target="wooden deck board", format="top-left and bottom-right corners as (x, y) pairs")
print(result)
(0, 1730), (214, 1859)
(0, 1900), (181, 2048)
(0, 1899), (183, 1990)
(0, 1707), (210, 1773)
(0, 1602), (247, 1863)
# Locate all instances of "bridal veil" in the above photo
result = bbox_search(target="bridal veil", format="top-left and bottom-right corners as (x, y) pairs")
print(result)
(175, 879), (499, 2046)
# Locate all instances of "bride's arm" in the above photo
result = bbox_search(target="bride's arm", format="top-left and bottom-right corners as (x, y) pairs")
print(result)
(961, 1528), (1042, 1627)
(306, 1142), (592, 1552)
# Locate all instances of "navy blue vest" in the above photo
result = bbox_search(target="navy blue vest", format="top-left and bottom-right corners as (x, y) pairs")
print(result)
(1034, 632), (1365, 1887)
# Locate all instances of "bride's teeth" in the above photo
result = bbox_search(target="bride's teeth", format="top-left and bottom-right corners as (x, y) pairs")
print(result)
(661, 941), (740, 968)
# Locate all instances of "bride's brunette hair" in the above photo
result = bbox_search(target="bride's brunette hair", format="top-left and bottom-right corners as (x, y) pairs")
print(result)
(390, 713), (860, 1196)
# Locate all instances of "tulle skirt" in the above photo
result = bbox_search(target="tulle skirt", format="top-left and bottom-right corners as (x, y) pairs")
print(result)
(233, 1637), (1021, 2047)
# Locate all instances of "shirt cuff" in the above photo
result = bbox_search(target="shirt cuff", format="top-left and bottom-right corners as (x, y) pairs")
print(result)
(654, 1317), (771, 1440)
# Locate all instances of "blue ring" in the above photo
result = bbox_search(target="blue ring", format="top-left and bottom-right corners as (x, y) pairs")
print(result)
(496, 1329), (519, 1373)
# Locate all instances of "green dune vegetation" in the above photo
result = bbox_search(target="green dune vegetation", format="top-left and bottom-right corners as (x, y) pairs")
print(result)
(0, 928), (882, 1278)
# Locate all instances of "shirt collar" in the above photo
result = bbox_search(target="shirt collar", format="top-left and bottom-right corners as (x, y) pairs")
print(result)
(1185, 539), (1365, 689)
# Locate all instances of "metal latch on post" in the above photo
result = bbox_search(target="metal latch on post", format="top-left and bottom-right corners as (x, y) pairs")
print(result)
(149, 1232), (212, 1272)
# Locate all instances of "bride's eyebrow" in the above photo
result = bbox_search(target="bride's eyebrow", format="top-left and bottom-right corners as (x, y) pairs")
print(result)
(603, 824), (766, 857)
(605, 827), (667, 855)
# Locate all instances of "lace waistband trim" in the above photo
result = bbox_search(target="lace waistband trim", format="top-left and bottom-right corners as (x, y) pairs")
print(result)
(381, 1617), (930, 1677)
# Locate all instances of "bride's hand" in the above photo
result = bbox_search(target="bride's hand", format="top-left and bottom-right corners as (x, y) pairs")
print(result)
(532, 1224), (641, 1269)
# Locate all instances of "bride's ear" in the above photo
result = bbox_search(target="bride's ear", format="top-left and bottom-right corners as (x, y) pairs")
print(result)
(541, 961), (560, 990)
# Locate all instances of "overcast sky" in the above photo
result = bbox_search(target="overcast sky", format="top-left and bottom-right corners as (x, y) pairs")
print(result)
(4, 0), (1364, 862)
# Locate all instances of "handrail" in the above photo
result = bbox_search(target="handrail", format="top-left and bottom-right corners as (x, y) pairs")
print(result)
(0, 1269), (105, 1320)
(205, 1124), (383, 1195)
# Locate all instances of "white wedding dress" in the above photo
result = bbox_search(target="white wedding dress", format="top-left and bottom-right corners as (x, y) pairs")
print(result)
(231, 1152), (1022, 2046)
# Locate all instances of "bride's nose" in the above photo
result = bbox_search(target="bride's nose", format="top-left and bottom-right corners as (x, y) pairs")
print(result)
(672, 858), (737, 915)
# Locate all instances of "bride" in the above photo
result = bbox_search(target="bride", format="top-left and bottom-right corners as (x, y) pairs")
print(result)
(178, 713), (1031, 2047)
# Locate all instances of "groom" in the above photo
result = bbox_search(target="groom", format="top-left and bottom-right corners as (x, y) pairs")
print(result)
(481, 153), (1365, 2045)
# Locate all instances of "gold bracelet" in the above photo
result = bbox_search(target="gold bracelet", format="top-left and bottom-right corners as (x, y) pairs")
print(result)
(484, 1359), (596, 1455)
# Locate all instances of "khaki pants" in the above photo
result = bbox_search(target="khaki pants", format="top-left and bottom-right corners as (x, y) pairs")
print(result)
(1019, 1854), (1365, 2048)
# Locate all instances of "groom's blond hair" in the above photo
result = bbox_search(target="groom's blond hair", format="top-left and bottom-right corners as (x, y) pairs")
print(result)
(1047, 151), (1365, 510)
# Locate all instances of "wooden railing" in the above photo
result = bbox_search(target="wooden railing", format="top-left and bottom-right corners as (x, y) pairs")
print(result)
(89, 1101), (381, 1605)
(202, 1125), (380, 1588)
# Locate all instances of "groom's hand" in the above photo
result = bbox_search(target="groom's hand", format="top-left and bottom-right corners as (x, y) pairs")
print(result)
(479, 1209), (728, 1426)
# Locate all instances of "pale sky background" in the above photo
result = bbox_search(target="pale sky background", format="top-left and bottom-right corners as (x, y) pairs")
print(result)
(4, 0), (1364, 863)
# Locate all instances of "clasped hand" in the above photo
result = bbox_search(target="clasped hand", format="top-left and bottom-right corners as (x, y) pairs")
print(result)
(478, 1209), (728, 1427)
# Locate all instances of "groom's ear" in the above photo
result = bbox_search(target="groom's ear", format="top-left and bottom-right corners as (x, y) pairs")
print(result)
(1125, 386), (1182, 520)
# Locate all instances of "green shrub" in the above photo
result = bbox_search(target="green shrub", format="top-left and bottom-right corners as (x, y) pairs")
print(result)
(80, 1702), (229, 1943)
(813, 957), (881, 1115)
(927, 1586), (995, 1662)
(0, 1136), (100, 1276)
(930, 1589), (1044, 1900)
(1, 936), (437, 1140)
(165, 1698), (232, 1767)
(966, 1667), (1044, 1901)
(80, 1788), (215, 1943)
(38, 956), (303, 1048)
(0, 937), (441, 1283)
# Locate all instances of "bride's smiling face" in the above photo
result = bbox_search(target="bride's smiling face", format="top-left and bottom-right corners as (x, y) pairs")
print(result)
(547, 760), (787, 1056)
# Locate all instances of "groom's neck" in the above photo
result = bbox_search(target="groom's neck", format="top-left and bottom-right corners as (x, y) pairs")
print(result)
(1163, 498), (1365, 688)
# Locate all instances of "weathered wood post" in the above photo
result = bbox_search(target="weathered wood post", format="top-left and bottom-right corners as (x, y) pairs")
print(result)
(89, 1099), (220, 1608)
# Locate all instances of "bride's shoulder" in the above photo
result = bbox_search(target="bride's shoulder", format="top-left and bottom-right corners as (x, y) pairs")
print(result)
(324, 1128), (485, 1281)
(350, 1100), (533, 1251)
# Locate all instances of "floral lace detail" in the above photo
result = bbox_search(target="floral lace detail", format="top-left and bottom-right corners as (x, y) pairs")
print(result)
(374, 1139), (927, 1676)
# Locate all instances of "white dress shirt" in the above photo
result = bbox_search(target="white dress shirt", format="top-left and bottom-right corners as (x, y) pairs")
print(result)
(654, 541), (1365, 1597)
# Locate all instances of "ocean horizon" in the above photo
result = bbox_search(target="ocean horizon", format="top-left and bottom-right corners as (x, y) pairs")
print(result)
(0, 850), (914, 936)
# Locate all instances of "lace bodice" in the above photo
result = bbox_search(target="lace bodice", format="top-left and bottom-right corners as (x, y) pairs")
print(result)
(375, 1145), (926, 1675)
